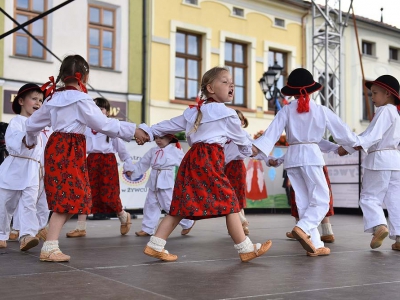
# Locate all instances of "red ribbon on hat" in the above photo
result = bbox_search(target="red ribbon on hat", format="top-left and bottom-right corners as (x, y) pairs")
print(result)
(286, 82), (317, 113)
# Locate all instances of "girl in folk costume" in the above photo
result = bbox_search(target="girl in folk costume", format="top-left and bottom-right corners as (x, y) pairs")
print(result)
(253, 68), (359, 256)
(338, 75), (400, 251)
(10, 126), (53, 242)
(24, 55), (150, 262)
(66, 98), (134, 238)
(141, 67), (271, 262)
(125, 134), (195, 237)
(224, 109), (252, 235)
(0, 84), (45, 251)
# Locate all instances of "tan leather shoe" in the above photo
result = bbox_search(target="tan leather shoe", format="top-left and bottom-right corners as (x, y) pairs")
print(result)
(120, 212), (132, 235)
(66, 229), (86, 238)
(321, 234), (335, 243)
(143, 245), (178, 262)
(40, 249), (70, 262)
(0, 240), (6, 248)
(370, 225), (389, 249)
(181, 221), (196, 235)
(239, 240), (272, 262)
(135, 230), (151, 237)
(20, 235), (39, 251)
(286, 231), (295, 239)
(9, 230), (19, 241)
(307, 247), (331, 257)
(291, 226), (316, 253)
(391, 242), (400, 251)
(242, 221), (250, 235)
(36, 228), (48, 241)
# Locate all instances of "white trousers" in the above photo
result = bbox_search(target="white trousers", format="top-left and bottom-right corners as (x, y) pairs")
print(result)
(360, 169), (400, 239)
(0, 186), (39, 240)
(13, 181), (50, 231)
(287, 166), (329, 249)
(142, 189), (194, 235)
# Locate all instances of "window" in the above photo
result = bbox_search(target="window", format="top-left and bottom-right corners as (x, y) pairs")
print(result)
(175, 31), (202, 100)
(389, 47), (399, 61)
(233, 7), (244, 17)
(362, 83), (374, 121)
(14, 0), (47, 59)
(362, 41), (374, 56)
(88, 5), (115, 69)
(225, 41), (247, 106)
(267, 50), (287, 112)
(274, 18), (285, 28)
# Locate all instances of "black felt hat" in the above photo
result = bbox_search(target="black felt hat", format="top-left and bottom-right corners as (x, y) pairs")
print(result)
(365, 75), (400, 105)
(281, 68), (322, 96)
(12, 83), (43, 114)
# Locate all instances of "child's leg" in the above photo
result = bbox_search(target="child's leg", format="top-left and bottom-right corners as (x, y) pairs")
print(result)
(227, 213), (272, 262)
(36, 182), (50, 231)
(19, 186), (41, 251)
(66, 214), (87, 237)
(0, 189), (20, 244)
(383, 171), (400, 243)
(139, 190), (161, 235)
(320, 217), (335, 243)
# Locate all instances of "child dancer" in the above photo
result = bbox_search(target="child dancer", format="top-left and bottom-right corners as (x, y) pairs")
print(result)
(24, 55), (150, 262)
(0, 84), (45, 250)
(338, 75), (400, 250)
(141, 67), (272, 262)
(125, 134), (195, 237)
(66, 98), (133, 238)
(224, 109), (251, 235)
(253, 68), (359, 256)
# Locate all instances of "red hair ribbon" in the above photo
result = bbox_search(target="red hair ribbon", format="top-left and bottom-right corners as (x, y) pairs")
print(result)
(63, 72), (88, 93)
(286, 82), (316, 113)
(189, 99), (205, 111)
(41, 76), (56, 100)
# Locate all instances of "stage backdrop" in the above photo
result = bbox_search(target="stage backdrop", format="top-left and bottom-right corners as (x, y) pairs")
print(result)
(117, 143), (362, 210)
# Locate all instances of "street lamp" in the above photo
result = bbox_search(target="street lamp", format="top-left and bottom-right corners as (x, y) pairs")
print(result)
(258, 61), (284, 102)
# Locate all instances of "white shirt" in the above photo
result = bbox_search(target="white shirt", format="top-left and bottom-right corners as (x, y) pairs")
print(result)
(125, 144), (184, 191)
(149, 102), (252, 157)
(25, 90), (136, 145)
(0, 115), (44, 190)
(253, 100), (358, 168)
(356, 104), (400, 170)
(85, 128), (133, 171)
(224, 131), (252, 165)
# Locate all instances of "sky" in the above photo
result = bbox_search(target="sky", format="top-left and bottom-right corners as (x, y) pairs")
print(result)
(310, 0), (400, 29)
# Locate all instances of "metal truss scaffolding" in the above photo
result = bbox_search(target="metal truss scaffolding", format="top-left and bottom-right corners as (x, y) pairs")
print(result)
(311, 0), (344, 117)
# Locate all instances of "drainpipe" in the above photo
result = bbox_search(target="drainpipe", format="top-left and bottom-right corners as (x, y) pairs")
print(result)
(301, 11), (309, 68)
(141, 0), (147, 123)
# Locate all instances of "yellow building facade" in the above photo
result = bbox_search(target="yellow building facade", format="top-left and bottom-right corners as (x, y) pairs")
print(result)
(146, 0), (309, 136)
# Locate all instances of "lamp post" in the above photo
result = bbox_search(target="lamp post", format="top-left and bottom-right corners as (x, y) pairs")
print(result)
(258, 61), (284, 115)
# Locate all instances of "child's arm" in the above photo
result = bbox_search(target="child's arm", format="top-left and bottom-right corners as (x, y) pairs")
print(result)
(25, 104), (52, 146)
(318, 139), (339, 154)
(123, 148), (153, 178)
(6, 118), (35, 154)
(112, 138), (135, 174)
(255, 152), (285, 167)
(144, 115), (187, 139)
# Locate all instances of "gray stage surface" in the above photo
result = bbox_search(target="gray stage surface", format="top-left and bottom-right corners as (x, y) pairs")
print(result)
(1, 214), (400, 300)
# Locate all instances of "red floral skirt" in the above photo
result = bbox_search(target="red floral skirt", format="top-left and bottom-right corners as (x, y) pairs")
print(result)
(224, 160), (246, 209)
(290, 165), (334, 218)
(170, 143), (240, 220)
(87, 153), (123, 214)
(44, 132), (91, 214)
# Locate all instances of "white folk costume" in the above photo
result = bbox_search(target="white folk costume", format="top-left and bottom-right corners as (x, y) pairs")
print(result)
(126, 143), (194, 234)
(0, 115), (44, 241)
(25, 89), (138, 215)
(253, 68), (359, 253)
(85, 128), (134, 214)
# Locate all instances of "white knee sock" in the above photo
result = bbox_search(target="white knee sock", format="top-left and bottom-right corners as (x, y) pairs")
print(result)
(42, 240), (59, 252)
(238, 210), (247, 224)
(118, 211), (128, 224)
(321, 223), (333, 235)
(76, 221), (86, 231)
(147, 236), (166, 252)
(234, 237), (260, 253)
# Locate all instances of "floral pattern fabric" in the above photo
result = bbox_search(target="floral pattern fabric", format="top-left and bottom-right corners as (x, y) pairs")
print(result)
(44, 132), (92, 214)
(170, 143), (240, 220)
(224, 160), (247, 209)
(87, 153), (123, 214)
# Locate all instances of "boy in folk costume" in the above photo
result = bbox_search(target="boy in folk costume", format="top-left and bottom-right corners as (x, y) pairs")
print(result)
(125, 134), (195, 237)
(66, 98), (133, 237)
(338, 75), (400, 250)
(253, 68), (359, 256)
(140, 67), (271, 262)
(0, 84), (45, 250)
